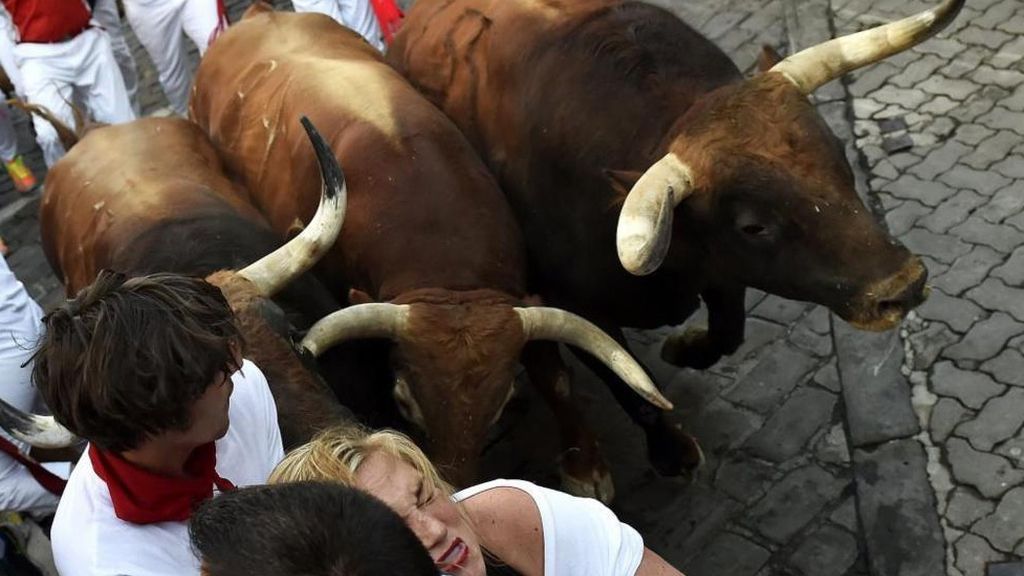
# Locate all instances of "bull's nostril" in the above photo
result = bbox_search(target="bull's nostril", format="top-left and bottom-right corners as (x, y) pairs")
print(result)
(877, 299), (906, 319)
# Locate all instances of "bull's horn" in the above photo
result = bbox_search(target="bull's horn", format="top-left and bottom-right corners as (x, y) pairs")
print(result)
(0, 397), (80, 449)
(616, 153), (694, 276)
(301, 303), (411, 356)
(515, 307), (674, 410)
(238, 116), (347, 296)
(770, 0), (964, 94)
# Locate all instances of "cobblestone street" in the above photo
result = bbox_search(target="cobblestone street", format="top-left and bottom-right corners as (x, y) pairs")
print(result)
(0, 0), (1021, 575)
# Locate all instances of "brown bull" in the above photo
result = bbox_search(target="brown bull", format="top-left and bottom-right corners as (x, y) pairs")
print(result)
(390, 0), (958, 474)
(189, 6), (673, 498)
(2, 116), (351, 450)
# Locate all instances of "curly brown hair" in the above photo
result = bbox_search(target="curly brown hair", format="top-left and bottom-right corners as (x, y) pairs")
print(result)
(31, 270), (244, 452)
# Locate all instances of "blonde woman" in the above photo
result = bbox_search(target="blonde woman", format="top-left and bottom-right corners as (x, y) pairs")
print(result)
(271, 426), (686, 576)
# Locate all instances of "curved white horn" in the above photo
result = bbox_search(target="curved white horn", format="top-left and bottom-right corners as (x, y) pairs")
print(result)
(0, 397), (80, 449)
(515, 307), (673, 410)
(616, 153), (694, 276)
(770, 0), (965, 94)
(239, 116), (347, 296)
(301, 303), (411, 356)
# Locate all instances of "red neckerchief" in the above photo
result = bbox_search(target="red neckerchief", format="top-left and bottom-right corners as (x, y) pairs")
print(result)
(89, 442), (236, 525)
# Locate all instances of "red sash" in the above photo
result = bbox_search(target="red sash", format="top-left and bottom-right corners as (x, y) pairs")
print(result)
(89, 443), (235, 525)
(0, 436), (66, 495)
(370, 0), (403, 45)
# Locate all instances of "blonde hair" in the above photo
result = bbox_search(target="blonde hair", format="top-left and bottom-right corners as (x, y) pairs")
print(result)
(270, 425), (455, 499)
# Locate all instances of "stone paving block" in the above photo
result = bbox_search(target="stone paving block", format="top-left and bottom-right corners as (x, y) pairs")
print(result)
(788, 322), (833, 358)
(900, 227), (973, 264)
(702, 10), (750, 39)
(815, 423), (851, 465)
(955, 124), (998, 146)
(909, 140), (973, 180)
(804, 307), (830, 335)
(959, 25), (1013, 50)
(955, 533), (1008, 576)
(812, 360), (840, 393)
(947, 437), (1024, 499)
(991, 156), (1024, 180)
(967, 280), (1024, 323)
(854, 439), (944, 576)
(849, 63), (900, 97)
(917, 190), (987, 235)
(830, 496), (858, 532)
(931, 397), (970, 444)
(950, 93), (1000, 124)
(976, 183), (1024, 224)
(789, 523), (859, 576)
(835, 321), (919, 447)
(688, 399), (765, 455)
(992, 37), (1024, 69)
(941, 164), (1013, 196)
(971, 0), (1021, 30)
(962, 130), (1022, 171)
(921, 95), (960, 116)
(931, 246), (1005, 296)
(714, 456), (776, 505)
(945, 487), (996, 529)
(955, 388), (1024, 452)
(951, 217), (1024, 254)
(915, 37), (968, 59)
(932, 361), (1006, 410)
(1008, 210), (1024, 234)
(724, 344), (819, 413)
(710, 318), (787, 378)
(977, 107), (1024, 136)
(684, 532), (770, 576)
(886, 173), (960, 206)
(745, 387), (837, 463)
(993, 247), (1024, 287)
(885, 200), (931, 235)
(748, 464), (847, 544)
(888, 54), (946, 89)
(915, 289), (984, 334)
(980, 349), (1024, 387)
(973, 487), (1024, 553)
(972, 66), (1024, 92)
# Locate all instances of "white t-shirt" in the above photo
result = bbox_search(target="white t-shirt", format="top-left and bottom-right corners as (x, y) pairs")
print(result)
(50, 359), (285, 576)
(0, 255), (56, 517)
(453, 479), (645, 576)
(291, 0), (386, 51)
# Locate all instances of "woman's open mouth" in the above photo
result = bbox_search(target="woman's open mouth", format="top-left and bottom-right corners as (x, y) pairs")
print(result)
(436, 538), (469, 572)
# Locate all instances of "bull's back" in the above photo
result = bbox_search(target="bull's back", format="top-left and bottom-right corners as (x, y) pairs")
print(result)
(42, 118), (269, 293)
(391, 0), (739, 322)
(192, 11), (526, 299)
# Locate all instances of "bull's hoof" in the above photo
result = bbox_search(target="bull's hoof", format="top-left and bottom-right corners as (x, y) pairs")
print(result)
(661, 326), (721, 369)
(647, 423), (705, 479)
(559, 448), (615, 504)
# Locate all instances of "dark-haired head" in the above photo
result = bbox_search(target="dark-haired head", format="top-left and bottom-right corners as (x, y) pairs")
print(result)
(31, 270), (244, 452)
(190, 481), (440, 576)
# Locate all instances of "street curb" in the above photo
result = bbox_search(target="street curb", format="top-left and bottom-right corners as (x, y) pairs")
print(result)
(780, 1), (947, 575)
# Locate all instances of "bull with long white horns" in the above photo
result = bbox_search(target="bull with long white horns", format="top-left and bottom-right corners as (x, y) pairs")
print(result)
(0, 116), (351, 451)
(388, 0), (960, 477)
(190, 5), (680, 501)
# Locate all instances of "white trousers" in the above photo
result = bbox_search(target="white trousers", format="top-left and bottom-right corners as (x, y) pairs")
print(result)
(0, 10), (23, 95)
(0, 257), (56, 518)
(13, 27), (136, 167)
(292, 0), (385, 51)
(0, 97), (15, 163)
(91, 0), (141, 116)
(123, 0), (227, 116)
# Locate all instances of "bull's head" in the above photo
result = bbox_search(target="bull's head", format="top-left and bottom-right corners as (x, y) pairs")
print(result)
(0, 118), (349, 450)
(301, 290), (670, 486)
(616, 0), (963, 330)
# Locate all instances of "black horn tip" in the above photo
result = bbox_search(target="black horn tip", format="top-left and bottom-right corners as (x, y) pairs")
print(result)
(0, 396), (36, 436)
(300, 115), (345, 200)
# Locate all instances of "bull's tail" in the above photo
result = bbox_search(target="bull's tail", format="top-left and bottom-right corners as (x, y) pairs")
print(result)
(5, 98), (80, 152)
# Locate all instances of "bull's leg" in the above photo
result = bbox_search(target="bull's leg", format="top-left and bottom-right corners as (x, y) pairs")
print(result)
(568, 328), (704, 478)
(661, 285), (746, 369)
(521, 341), (615, 504)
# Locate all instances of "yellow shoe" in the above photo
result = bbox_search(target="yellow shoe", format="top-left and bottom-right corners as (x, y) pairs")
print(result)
(4, 155), (37, 193)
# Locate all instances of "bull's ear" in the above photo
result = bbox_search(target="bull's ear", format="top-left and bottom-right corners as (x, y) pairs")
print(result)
(348, 288), (376, 305)
(604, 169), (643, 197)
(758, 45), (784, 72)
